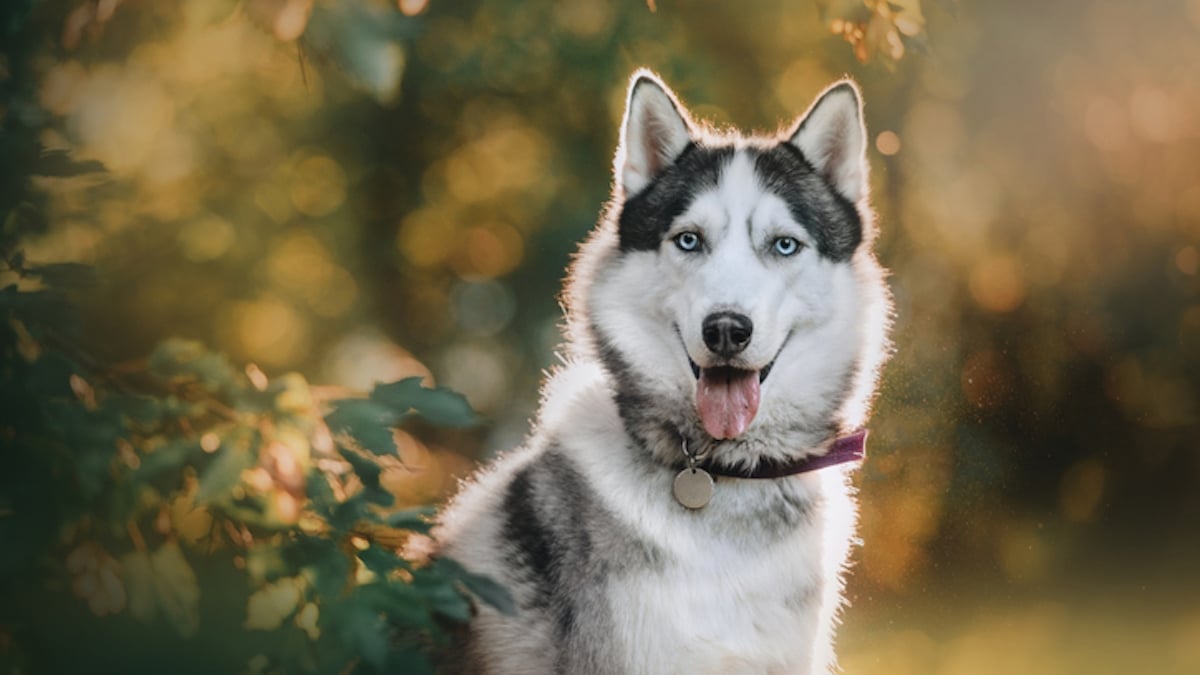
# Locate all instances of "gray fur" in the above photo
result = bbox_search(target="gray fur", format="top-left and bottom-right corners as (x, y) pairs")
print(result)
(436, 70), (891, 674)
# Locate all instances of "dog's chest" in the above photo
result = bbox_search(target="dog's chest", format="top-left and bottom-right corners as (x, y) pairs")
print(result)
(603, 516), (826, 675)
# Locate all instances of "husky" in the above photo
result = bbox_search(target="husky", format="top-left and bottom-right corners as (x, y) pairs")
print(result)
(435, 69), (891, 674)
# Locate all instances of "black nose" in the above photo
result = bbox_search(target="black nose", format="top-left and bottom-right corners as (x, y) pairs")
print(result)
(701, 312), (753, 357)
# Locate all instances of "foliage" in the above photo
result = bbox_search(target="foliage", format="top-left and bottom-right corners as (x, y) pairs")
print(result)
(0, 2), (510, 673)
(6, 0), (1199, 673)
(0, 322), (507, 673)
(0, 280), (512, 673)
(817, 0), (928, 64)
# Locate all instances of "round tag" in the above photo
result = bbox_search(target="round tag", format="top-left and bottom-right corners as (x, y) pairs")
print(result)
(673, 467), (714, 509)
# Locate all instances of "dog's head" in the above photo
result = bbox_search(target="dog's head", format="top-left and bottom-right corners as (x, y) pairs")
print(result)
(567, 71), (889, 466)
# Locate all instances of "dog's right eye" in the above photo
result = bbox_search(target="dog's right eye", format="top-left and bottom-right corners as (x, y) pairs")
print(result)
(674, 232), (702, 252)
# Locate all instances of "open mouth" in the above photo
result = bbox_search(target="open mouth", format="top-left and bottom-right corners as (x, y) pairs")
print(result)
(676, 325), (790, 441)
(685, 356), (776, 441)
(687, 358), (773, 384)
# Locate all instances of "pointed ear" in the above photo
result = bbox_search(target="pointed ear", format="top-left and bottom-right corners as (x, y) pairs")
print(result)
(616, 71), (694, 196)
(789, 80), (868, 203)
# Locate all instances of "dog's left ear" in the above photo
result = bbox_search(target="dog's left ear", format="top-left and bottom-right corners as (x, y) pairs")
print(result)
(617, 70), (694, 197)
(789, 81), (868, 203)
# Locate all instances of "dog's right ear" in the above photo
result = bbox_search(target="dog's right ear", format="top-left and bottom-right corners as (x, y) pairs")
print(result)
(616, 71), (693, 197)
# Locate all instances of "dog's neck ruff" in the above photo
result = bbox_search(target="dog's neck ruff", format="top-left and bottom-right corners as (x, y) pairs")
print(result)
(706, 429), (868, 480)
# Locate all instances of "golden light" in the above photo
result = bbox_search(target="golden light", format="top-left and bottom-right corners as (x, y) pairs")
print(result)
(69, 65), (174, 174)
(247, 0), (314, 42)
(177, 214), (236, 262)
(245, 363), (270, 391)
(875, 130), (901, 156)
(455, 224), (525, 280)
(554, 0), (615, 39)
(397, 207), (457, 268)
(289, 154), (348, 218)
(398, 0), (429, 17)
(969, 255), (1027, 313)
(774, 59), (834, 114)
(226, 296), (310, 366)
(308, 267), (358, 318)
(321, 330), (434, 391)
(273, 492), (300, 524)
(200, 432), (221, 453)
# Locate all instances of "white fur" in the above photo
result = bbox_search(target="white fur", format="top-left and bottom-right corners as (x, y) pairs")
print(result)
(790, 83), (868, 203)
(617, 74), (694, 196)
(437, 71), (890, 675)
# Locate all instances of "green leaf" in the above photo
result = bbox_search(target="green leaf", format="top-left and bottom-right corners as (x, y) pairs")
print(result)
(336, 447), (394, 513)
(384, 506), (434, 534)
(287, 536), (350, 598)
(358, 545), (407, 576)
(370, 377), (478, 428)
(307, 472), (337, 517)
(329, 494), (372, 532)
(363, 485), (395, 507)
(197, 444), (253, 503)
(326, 399), (397, 455)
(24, 262), (98, 289)
(338, 446), (381, 488)
(411, 567), (471, 622)
(134, 440), (198, 483)
(121, 550), (156, 623)
(149, 542), (201, 637)
(457, 569), (516, 617)
(148, 339), (242, 395)
(343, 602), (388, 668)
(437, 557), (516, 616)
(33, 150), (106, 177)
(116, 394), (167, 424)
(352, 582), (432, 628)
(386, 649), (436, 675)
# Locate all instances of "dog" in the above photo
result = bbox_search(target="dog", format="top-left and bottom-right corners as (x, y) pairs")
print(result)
(435, 69), (891, 674)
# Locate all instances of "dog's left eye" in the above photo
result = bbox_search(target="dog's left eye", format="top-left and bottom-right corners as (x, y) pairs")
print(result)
(674, 232), (702, 252)
(773, 237), (802, 256)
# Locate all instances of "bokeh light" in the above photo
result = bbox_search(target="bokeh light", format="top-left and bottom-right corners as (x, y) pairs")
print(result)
(6, 0), (1200, 672)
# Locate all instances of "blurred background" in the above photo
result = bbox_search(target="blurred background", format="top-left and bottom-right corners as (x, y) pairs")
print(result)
(4, 0), (1200, 672)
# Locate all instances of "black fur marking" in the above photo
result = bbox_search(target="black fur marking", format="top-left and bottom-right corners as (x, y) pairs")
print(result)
(618, 144), (735, 252)
(752, 144), (863, 261)
(501, 449), (661, 671)
(502, 469), (558, 609)
(594, 330), (689, 464)
(616, 141), (861, 260)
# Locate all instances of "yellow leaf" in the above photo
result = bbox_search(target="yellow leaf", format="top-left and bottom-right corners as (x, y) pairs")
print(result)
(245, 577), (303, 630)
(294, 602), (320, 640)
(170, 494), (213, 545)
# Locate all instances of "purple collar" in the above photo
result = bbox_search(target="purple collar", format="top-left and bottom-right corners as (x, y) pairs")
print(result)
(703, 429), (868, 480)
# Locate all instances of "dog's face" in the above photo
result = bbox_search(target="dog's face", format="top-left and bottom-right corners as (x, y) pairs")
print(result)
(580, 71), (882, 460)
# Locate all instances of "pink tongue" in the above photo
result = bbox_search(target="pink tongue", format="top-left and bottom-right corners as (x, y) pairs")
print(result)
(696, 368), (761, 439)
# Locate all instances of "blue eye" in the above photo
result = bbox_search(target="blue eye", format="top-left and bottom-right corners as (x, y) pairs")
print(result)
(674, 232), (702, 252)
(773, 237), (801, 257)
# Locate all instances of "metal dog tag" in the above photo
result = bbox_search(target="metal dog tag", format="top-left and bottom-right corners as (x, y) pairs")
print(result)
(673, 467), (713, 509)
